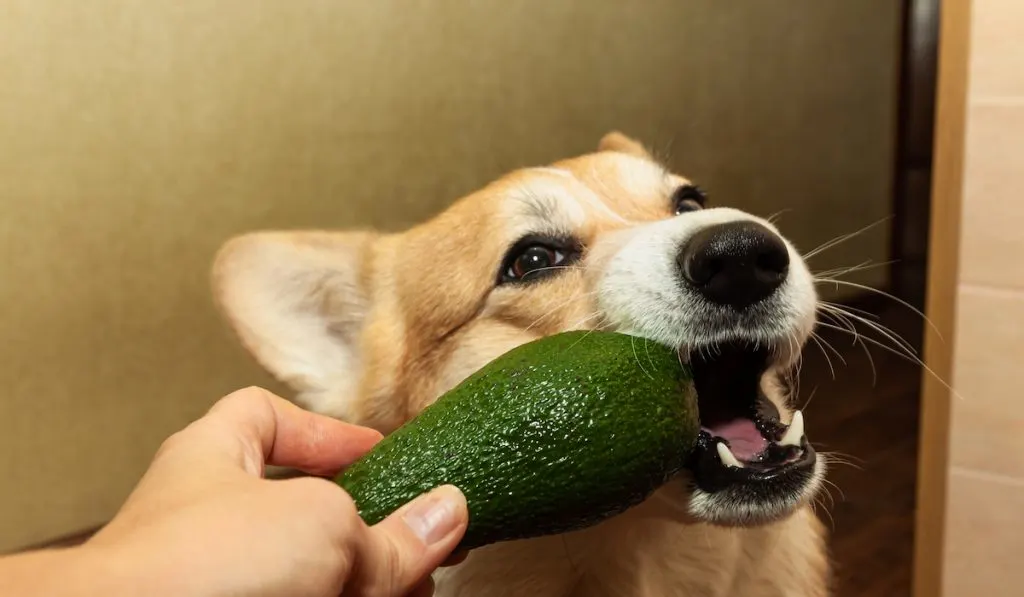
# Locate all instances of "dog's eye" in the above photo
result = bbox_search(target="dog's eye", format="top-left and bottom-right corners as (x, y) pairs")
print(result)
(672, 185), (706, 215)
(507, 245), (564, 281)
(498, 236), (578, 285)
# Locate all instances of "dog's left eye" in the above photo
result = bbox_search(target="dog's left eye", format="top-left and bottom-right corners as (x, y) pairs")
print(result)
(498, 237), (577, 285)
(672, 185), (707, 215)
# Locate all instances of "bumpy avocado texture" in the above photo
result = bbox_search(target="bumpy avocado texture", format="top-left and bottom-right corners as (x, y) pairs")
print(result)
(335, 330), (699, 550)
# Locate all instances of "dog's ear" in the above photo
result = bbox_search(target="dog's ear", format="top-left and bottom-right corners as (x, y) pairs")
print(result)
(212, 230), (377, 420)
(598, 131), (652, 159)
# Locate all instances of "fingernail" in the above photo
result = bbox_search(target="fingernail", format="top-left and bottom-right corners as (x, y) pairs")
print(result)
(403, 485), (465, 545)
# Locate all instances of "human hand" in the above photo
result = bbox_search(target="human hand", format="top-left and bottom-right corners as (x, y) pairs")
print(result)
(80, 386), (468, 597)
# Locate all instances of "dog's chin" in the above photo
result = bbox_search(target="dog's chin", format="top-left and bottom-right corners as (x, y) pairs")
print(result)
(670, 339), (823, 528)
(683, 461), (825, 527)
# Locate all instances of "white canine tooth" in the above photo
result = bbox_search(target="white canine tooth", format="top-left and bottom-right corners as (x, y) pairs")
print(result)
(779, 410), (805, 447)
(716, 442), (744, 468)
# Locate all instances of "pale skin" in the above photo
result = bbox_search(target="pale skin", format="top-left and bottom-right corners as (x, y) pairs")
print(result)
(0, 386), (469, 597)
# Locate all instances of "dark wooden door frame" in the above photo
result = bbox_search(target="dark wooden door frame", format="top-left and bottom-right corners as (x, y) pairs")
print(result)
(890, 0), (940, 313)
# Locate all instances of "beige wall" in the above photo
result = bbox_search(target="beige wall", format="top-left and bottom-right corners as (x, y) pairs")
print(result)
(938, 1), (1024, 594)
(0, 1), (900, 550)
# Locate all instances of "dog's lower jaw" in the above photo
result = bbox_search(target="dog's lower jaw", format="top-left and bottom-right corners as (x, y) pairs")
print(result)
(432, 493), (830, 597)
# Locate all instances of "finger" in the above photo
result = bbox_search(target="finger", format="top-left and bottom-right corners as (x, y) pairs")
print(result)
(262, 393), (383, 474)
(350, 485), (468, 596)
(201, 386), (383, 476)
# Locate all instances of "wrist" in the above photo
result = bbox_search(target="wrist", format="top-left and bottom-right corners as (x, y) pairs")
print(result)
(75, 539), (190, 597)
(0, 545), (107, 596)
(1, 543), (169, 597)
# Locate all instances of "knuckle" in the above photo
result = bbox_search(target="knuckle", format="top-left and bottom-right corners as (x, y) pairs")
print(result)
(363, 538), (403, 597)
(153, 427), (191, 459)
(210, 385), (271, 413)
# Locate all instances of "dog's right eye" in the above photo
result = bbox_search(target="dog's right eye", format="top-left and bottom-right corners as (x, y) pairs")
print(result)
(509, 245), (563, 279)
(498, 236), (579, 285)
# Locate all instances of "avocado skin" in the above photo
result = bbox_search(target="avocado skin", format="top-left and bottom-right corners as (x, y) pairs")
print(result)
(335, 330), (699, 550)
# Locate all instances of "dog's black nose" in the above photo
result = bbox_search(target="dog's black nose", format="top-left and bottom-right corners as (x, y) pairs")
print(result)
(678, 221), (790, 310)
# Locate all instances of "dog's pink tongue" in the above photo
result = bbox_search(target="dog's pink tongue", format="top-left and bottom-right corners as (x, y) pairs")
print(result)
(703, 419), (768, 461)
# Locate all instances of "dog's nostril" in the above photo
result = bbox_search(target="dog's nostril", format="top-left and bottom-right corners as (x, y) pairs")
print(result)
(678, 221), (790, 310)
(684, 255), (723, 286)
(756, 247), (789, 276)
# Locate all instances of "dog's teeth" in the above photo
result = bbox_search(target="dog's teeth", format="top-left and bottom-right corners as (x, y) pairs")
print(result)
(716, 442), (744, 468)
(778, 410), (804, 447)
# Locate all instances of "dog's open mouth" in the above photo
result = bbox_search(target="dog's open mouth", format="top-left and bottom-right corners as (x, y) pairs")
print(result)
(683, 341), (816, 497)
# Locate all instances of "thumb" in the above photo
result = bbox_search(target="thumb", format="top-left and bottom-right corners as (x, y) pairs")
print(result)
(351, 485), (469, 596)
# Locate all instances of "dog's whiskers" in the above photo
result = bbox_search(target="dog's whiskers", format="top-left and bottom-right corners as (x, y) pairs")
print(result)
(818, 299), (880, 323)
(813, 278), (941, 339)
(823, 302), (917, 356)
(816, 307), (878, 385)
(819, 451), (864, 471)
(810, 495), (837, 531)
(817, 301), (917, 361)
(820, 477), (845, 506)
(630, 336), (655, 380)
(810, 255), (956, 395)
(767, 208), (792, 225)
(807, 333), (840, 380)
(801, 218), (891, 261)
(566, 311), (605, 331)
(807, 266), (963, 416)
(524, 288), (600, 333)
(814, 260), (895, 283)
(800, 386), (819, 412)
(815, 320), (963, 400)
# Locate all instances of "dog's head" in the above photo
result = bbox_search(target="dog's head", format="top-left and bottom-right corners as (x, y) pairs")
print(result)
(212, 132), (823, 527)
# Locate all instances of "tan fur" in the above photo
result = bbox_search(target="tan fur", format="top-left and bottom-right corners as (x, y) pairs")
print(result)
(212, 133), (831, 596)
(598, 131), (653, 159)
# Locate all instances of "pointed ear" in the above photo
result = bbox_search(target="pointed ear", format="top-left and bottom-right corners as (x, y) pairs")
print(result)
(598, 131), (652, 159)
(211, 230), (377, 420)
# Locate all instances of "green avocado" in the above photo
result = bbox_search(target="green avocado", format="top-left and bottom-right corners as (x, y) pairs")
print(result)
(334, 330), (699, 550)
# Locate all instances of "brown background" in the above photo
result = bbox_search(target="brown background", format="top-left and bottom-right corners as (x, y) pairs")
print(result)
(0, 1), (900, 551)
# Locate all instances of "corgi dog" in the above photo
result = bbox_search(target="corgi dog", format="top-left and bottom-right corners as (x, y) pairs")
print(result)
(212, 132), (830, 596)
